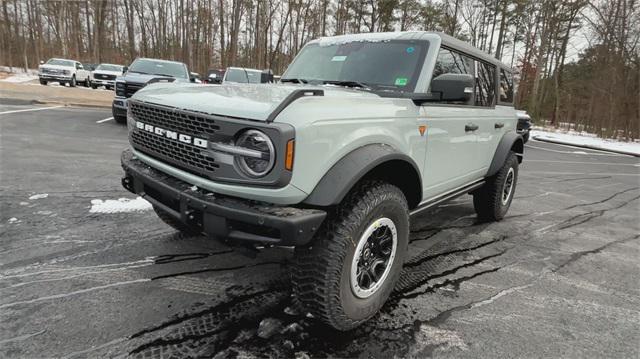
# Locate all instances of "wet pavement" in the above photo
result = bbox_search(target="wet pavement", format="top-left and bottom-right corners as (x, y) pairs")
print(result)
(1, 102), (639, 358)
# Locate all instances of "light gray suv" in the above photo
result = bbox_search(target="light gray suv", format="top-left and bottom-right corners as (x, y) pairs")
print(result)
(120, 31), (523, 330)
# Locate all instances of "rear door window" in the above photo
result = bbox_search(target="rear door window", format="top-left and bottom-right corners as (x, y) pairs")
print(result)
(499, 69), (514, 104)
(475, 61), (495, 107)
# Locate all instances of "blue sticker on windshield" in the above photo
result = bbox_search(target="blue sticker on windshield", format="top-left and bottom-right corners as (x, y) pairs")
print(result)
(406, 47), (415, 54)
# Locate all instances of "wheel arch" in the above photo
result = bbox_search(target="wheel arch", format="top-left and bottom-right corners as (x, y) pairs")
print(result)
(487, 131), (524, 177)
(303, 144), (422, 209)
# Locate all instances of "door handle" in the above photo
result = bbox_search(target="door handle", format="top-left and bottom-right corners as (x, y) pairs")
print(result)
(494, 122), (504, 129)
(465, 123), (479, 132)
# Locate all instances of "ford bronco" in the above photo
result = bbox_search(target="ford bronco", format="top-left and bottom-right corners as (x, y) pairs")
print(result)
(112, 58), (195, 124)
(120, 31), (523, 330)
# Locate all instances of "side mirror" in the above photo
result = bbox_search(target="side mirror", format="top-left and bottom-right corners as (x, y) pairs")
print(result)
(122, 66), (128, 74)
(430, 73), (474, 102)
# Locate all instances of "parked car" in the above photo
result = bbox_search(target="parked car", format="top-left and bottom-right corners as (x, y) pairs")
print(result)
(112, 58), (194, 124)
(38, 58), (91, 87)
(205, 69), (225, 84)
(516, 110), (532, 143)
(119, 31), (523, 330)
(223, 67), (273, 84)
(91, 63), (124, 90)
(83, 63), (98, 72)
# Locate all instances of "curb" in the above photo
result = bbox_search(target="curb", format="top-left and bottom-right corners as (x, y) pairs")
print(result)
(532, 136), (640, 157)
(33, 99), (110, 109)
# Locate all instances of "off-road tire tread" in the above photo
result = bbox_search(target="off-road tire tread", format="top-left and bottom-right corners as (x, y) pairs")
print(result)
(292, 181), (409, 330)
(473, 151), (518, 221)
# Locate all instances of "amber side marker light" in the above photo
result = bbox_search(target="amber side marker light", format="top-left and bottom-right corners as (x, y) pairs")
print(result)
(285, 139), (295, 171)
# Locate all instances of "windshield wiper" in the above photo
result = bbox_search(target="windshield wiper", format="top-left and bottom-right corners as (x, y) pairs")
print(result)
(280, 78), (309, 84)
(322, 80), (372, 90)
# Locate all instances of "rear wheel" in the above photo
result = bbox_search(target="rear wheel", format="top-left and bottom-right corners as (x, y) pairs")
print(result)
(292, 181), (409, 330)
(39, 79), (47, 85)
(473, 151), (519, 221)
(91, 83), (97, 89)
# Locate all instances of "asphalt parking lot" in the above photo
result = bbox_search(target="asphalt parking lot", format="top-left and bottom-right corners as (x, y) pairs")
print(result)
(1, 102), (639, 358)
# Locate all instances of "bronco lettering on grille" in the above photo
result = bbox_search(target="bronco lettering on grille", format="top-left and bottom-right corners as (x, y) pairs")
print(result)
(136, 121), (208, 148)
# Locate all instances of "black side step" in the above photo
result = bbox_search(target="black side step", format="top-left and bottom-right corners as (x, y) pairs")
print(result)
(409, 180), (485, 217)
(266, 89), (324, 123)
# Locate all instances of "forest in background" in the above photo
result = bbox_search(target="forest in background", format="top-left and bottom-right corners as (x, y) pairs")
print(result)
(0, 0), (638, 139)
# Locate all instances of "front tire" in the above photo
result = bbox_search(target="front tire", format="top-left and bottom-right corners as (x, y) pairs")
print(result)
(292, 181), (409, 330)
(69, 75), (76, 87)
(473, 151), (519, 221)
(39, 79), (47, 85)
(114, 115), (127, 124)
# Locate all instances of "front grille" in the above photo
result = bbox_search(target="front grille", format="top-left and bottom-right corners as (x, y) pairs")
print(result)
(129, 101), (220, 136)
(95, 73), (116, 81)
(129, 101), (221, 179)
(125, 82), (144, 98)
(42, 68), (61, 74)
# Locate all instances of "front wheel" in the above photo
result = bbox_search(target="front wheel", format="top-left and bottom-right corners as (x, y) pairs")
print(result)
(473, 151), (519, 221)
(39, 79), (47, 85)
(292, 181), (409, 330)
(69, 75), (76, 87)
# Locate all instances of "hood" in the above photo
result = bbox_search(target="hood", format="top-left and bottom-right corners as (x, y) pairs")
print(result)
(121, 72), (190, 85)
(132, 83), (381, 121)
(39, 64), (72, 71)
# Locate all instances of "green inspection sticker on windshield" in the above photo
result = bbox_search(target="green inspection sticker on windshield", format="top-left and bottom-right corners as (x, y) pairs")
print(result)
(395, 77), (408, 86)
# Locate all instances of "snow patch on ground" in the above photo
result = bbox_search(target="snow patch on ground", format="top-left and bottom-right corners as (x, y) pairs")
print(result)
(531, 128), (640, 156)
(89, 197), (152, 214)
(1, 72), (39, 83)
(8, 217), (19, 223)
(28, 193), (49, 200)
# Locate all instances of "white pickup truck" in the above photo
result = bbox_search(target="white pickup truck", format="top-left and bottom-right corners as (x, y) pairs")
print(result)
(38, 58), (91, 87)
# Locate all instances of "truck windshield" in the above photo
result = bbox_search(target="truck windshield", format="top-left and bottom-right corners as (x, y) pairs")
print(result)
(46, 59), (74, 67)
(225, 68), (263, 83)
(96, 64), (122, 72)
(282, 40), (428, 92)
(128, 59), (188, 79)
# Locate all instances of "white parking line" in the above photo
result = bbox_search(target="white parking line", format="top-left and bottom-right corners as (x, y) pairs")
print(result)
(96, 117), (114, 123)
(0, 105), (64, 115)
(526, 159), (640, 167)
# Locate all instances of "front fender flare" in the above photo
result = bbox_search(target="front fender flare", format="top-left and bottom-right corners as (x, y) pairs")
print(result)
(303, 144), (421, 207)
(487, 131), (524, 177)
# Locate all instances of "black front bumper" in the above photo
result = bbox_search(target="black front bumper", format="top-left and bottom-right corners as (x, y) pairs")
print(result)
(121, 149), (326, 246)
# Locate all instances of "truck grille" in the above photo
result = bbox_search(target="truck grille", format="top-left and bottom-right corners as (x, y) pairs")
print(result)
(42, 68), (62, 75)
(125, 82), (144, 98)
(94, 73), (116, 81)
(129, 101), (221, 179)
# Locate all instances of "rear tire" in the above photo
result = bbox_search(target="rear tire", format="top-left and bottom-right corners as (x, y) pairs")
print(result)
(39, 79), (47, 85)
(91, 84), (97, 89)
(473, 151), (519, 221)
(153, 206), (199, 236)
(292, 181), (409, 330)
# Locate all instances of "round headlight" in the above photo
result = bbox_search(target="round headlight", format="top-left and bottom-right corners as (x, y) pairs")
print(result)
(234, 130), (275, 178)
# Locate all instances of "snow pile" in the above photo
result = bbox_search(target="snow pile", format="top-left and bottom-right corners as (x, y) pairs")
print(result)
(1, 72), (38, 83)
(531, 128), (640, 156)
(28, 193), (48, 200)
(89, 197), (152, 214)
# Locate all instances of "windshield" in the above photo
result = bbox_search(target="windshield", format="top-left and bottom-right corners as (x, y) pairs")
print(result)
(96, 64), (122, 72)
(282, 40), (428, 91)
(225, 68), (263, 83)
(46, 59), (74, 67)
(128, 59), (188, 78)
